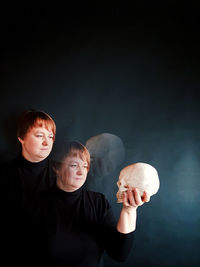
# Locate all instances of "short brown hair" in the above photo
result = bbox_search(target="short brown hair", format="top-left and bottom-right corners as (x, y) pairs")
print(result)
(16, 109), (56, 141)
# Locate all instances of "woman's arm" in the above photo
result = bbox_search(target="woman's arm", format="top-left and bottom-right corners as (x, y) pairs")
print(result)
(117, 188), (150, 233)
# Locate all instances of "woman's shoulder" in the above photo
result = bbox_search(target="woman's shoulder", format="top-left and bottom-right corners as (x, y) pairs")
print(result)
(84, 189), (106, 200)
(83, 189), (111, 210)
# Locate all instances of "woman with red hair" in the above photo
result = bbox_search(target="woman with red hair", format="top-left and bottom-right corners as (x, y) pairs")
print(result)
(1, 109), (57, 265)
(30, 141), (150, 266)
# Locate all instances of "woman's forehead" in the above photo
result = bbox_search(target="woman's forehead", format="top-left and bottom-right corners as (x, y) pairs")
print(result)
(30, 125), (53, 134)
(64, 155), (87, 163)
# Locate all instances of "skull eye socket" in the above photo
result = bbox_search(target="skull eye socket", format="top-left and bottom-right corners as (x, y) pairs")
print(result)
(117, 181), (121, 187)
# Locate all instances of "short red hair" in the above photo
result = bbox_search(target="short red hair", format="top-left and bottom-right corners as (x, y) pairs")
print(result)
(16, 109), (56, 141)
(58, 141), (90, 172)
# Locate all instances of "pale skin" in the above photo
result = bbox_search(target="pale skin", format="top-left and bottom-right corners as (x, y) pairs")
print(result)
(18, 125), (54, 163)
(56, 156), (88, 192)
(57, 155), (151, 234)
(117, 188), (150, 234)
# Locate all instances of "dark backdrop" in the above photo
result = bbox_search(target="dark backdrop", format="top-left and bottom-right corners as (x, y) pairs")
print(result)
(0, 2), (199, 267)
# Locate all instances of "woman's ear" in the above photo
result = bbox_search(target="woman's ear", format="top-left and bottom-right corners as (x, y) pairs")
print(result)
(18, 137), (24, 144)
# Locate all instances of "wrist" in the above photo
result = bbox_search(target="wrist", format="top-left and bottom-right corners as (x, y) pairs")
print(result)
(123, 205), (137, 214)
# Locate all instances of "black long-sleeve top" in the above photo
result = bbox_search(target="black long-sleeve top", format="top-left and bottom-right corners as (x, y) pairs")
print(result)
(1, 154), (134, 266)
(0, 153), (56, 265)
(2, 153), (56, 203)
(30, 185), (134, 267)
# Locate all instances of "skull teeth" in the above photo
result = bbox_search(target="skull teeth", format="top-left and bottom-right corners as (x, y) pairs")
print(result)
(116, 191), (124, 203)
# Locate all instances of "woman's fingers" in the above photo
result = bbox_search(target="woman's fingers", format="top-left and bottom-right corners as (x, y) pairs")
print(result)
(123, 190), (136, 207)
(142, 191), (150, 202)
(123, 191), (130, 207)
(132, 188), (143, 206)
(127, 189), (137, 206)
(123, 188), (151, 208)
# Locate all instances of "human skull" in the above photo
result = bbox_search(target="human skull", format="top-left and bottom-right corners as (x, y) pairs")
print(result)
(116, 162), (160, 203)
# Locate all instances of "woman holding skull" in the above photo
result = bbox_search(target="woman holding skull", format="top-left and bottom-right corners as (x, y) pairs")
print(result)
(30, 141), (150, 266)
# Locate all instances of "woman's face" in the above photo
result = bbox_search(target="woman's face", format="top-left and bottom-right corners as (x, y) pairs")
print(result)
(18, 125), (54, 162)
(57, 155), (88, 192)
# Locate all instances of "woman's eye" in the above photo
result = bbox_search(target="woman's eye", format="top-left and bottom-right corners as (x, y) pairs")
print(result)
(36, 135), (43, 138)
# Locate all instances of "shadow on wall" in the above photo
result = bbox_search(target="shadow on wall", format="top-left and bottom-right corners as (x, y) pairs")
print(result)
(85, 133), (125, 177)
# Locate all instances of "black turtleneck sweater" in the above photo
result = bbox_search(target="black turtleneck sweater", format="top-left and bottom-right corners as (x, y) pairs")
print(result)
(30, 185), (134, 267)
(1, 153), (57, 265)
(2, 153), (56, 204)
(1, 155), (134, 266)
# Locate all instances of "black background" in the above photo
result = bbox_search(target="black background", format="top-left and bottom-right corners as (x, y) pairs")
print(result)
(0, 2), (200, 266)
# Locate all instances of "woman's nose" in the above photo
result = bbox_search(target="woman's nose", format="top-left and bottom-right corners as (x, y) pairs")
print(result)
(42, 137), (48, 145)
(77, 166), (83, 175)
